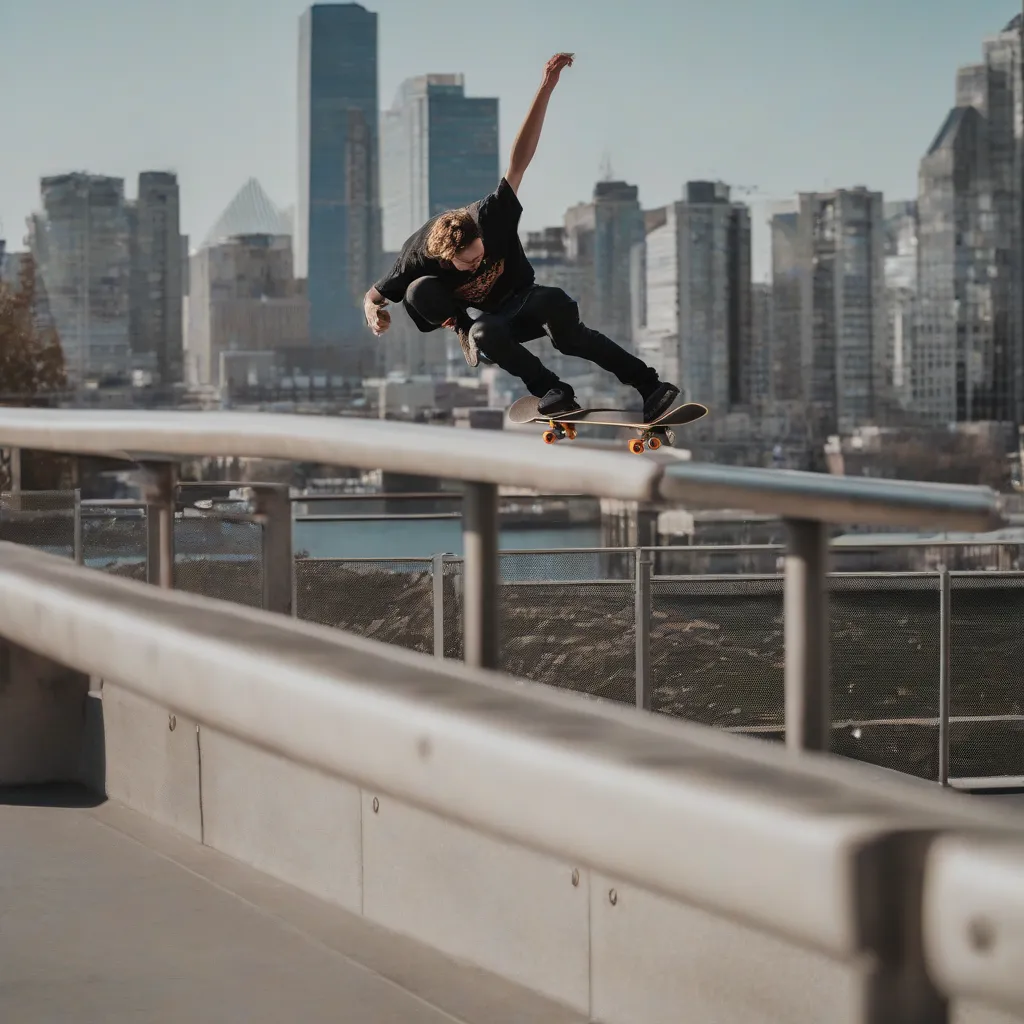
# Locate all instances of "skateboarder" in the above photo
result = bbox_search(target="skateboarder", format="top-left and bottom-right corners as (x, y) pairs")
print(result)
(363, 52), (680, 422)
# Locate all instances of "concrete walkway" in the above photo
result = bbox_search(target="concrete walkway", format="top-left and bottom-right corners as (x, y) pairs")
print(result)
(0, 786), (580, 1024)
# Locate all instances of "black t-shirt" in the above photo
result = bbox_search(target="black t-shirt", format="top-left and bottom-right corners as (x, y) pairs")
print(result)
(374, 177), (535, 332)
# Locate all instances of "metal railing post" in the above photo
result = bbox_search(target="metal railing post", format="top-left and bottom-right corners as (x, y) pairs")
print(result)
(10, 448), (20, 502)
(141, 461), (177, 590)
(938, 566), (952, 787)
(635, 548), (653, 710)
(73, 488), (84, 566)
(462, 482), (499, 670)
(783, 518), (830, 752)
(250, 485), (293, 616)
(432, 552), (449, 659)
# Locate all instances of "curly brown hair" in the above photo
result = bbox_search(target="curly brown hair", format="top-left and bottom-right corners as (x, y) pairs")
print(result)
(424, 209), (480, 262)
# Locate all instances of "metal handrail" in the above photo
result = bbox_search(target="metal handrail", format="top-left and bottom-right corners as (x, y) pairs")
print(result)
(0, 409), (664, 500)
(0, 408), (1007, 752)
(659, 463), (1005, 532)
(0, 409), (1004, 523)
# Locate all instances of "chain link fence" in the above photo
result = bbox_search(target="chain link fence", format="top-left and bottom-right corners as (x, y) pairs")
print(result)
(650, 574), (943, 778)
(82, 507), (145, 569)
(0, 490), (78, 559)
(295, 558), (435, 655)
(949, 573), (1024, 781)
(4, 497), (1022, 786)
(0, 492), (267, 608)
(297, 551), (1024, 783)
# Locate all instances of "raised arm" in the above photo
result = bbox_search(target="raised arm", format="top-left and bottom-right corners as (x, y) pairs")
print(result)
(504, 52), (574, 193)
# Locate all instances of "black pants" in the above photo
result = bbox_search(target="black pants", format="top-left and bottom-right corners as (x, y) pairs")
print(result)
(404, 277), (659, 398)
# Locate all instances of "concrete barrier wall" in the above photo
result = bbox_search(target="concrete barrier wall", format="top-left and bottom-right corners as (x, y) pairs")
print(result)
(0, 639), (90, 785)
(89, 684), (1024, 1024)
(1, 538), (1022, 1024)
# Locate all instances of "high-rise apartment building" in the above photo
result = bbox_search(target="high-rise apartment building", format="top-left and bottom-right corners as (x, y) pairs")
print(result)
(32, 173), (132, 382)
(297, 3), (381, 374)
(564, 180), (644, 346)
(634, 182), (752, 409)
(770, 211), (802, 402)
(381, 74), (498, 251)
(128, 172), (183, 384)
(884, 201), (917, 411)
(915, 16), (1022, 423)
(794, 189), (887, 435)
(750, 282), (774, 404)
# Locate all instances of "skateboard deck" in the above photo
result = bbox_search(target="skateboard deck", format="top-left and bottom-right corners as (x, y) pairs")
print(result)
(507, 395), (709, 454)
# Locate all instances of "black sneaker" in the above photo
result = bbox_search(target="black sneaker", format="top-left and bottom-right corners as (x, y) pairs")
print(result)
(537, 386), (581, 417)
(642, 382), (680, 422)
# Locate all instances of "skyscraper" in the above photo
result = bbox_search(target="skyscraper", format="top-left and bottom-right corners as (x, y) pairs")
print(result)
(750, 282), (774, 405)
(381, 75), (499, 251)
(796, 189), (887, 435)
(129, 172), (183, 384)
(297, 3), (380, 375)
(565, 180), (645, 346)
(915, 16), (1022, 423)
(635, 182), (752, 409)
(884, 201), (917, 412)
(770, 211), (802, 402)
(32, 173), (131, 383)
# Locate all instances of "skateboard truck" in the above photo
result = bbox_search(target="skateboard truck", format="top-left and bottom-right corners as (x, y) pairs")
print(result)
(542, 419), (578, 444)
(628, 426), (674, 455)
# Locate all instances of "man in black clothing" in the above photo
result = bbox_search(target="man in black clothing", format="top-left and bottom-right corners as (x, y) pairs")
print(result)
(363, 52), (679, 421)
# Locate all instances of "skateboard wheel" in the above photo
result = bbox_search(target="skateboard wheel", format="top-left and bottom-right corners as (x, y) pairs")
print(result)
(628, 439), (645, 455)
(542, 430), (558, 445)
(648, 436), (662, 450)
(564, 425), (578, 441)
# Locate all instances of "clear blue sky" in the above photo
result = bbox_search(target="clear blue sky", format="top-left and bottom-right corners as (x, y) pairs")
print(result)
(0, 0), (1017, 279)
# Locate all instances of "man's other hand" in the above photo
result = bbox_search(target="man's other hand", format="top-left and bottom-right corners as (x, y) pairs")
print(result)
(365, 300), (391, 336)
(541, 52), (574, 90)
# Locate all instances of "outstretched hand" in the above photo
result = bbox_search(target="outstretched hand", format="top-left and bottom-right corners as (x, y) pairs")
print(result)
(541, 52), (574, 89)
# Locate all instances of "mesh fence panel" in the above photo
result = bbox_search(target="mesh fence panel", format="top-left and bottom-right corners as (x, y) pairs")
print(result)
(442, 558), (463, 661)
(499, 549), (633, 582)
(651, 577), (783, 728)
(949, 574), (1024, 780)
(280, 552), (1024, 783)
(173, 518), (263, 608)
(0, 490), (77, 558)
(500, 581), (635, 704)
(83, 509), (263, 608)
(826, 575), (941, 780)
(82, 509), (146, 569)
(295, 558), (434, 654)
(651, 574), (942, 779)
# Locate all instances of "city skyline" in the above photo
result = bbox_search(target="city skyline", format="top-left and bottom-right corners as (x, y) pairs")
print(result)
(1, 0), (1016, 282)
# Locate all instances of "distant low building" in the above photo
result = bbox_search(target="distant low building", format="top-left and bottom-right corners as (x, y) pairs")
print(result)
(187, 232), (308, 388)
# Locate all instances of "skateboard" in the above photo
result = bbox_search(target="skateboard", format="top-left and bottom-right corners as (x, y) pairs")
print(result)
(506, 396), (709, 454)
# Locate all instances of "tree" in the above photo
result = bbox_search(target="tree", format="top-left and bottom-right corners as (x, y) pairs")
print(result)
(0, 253), (66, 398)
(0, 254), (69, 490)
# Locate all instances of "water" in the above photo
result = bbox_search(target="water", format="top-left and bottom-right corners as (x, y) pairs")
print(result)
(292, 518), (601, 560)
